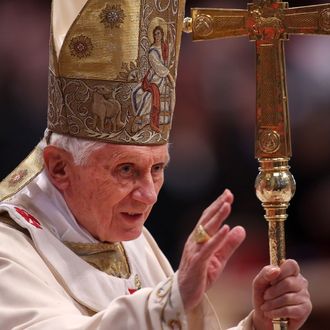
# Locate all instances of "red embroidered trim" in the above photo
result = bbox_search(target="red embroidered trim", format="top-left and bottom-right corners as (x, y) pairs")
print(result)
(15, 207), (42, 229)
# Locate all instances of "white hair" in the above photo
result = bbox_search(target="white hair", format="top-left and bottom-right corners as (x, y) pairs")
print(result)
(46, 131), (106, 165)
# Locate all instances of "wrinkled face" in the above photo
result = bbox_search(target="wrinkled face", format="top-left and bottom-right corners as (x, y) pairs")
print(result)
(64, 144), (169, 242)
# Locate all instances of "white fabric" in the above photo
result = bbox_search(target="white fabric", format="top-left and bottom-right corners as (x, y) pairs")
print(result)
(52, 0), (88, 57)
(0, 221), (185, 330)
(0, 171), (255, 329)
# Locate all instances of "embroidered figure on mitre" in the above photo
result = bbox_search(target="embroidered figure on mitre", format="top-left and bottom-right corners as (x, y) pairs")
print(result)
(132, 17), (175, 134)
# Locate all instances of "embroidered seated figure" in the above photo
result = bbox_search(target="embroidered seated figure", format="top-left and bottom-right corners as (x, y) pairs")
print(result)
(132, 25), (175, 133)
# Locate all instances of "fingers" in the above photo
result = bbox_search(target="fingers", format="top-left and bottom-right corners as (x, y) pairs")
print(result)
(253, 265), (281, 308)
(203, 201), (232, 236)
(263, 303), (312, 321)
(200, 225), (246, 267)
(264, 273), (308, 300)
(253, 259), (300, 303)
(189, 190), (245, 269)
(193, 189), (233, 240)
(199, 189), (234, 229)
(263, 260), (304, 300)
(261, 286), (312, 325)
(261, 260), (310, 308)
(271, 259), (300, 284)
(261, 288), (310, 315)
(253, 259), (312, 329)
(214, 226), (246, 268)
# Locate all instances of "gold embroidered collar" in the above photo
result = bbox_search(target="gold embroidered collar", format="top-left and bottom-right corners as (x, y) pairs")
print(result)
(64, 241), (131, 279)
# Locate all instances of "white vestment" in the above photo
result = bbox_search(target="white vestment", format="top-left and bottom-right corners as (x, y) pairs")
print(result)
(0, 171), (253, 329)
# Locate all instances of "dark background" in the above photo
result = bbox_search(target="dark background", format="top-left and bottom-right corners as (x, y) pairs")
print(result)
(1, 0), (329, 328)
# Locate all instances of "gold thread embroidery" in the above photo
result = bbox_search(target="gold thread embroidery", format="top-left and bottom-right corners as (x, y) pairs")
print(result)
(8, 169), (28, 187)
(100, 4), (126, 29)
(69, 35), (94, 59)
(65, 241), (131, 279)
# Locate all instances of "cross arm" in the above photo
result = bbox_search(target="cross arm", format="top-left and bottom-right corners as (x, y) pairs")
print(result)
(283, 4), (330, 35)
(187, 8), (249, 40)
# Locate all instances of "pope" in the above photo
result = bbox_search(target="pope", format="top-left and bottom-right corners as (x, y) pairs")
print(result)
(0, 1), (311, 329)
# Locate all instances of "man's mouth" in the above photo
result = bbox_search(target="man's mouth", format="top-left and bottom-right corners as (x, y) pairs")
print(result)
(120, 212), (144, 221)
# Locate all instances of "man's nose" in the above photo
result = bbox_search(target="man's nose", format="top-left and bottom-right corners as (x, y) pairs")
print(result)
(132, 175), (158, 205)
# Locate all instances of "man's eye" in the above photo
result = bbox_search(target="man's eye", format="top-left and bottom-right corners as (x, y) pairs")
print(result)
(118, 164), (134, 177)
(152, 164), (165, 174)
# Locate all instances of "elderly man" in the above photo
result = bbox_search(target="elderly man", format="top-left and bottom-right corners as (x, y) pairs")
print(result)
(0, 1), (311, 329)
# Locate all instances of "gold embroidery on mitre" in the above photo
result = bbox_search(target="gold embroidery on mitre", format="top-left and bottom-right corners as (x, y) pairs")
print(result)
(64, 241), (131, 279)
(99, 3), (126, 29)
(69, 35), (94, 59)
(48, 0), (186, 145)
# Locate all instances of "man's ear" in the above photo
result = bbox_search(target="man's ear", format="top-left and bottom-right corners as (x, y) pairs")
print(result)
(43, 146), (74, 192)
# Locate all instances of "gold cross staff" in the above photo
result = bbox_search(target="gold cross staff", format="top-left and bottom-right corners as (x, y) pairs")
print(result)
(183, 1), (330, 329)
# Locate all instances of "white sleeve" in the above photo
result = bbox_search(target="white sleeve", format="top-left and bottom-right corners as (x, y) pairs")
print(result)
(149, 49), (169, 77)
(0, 223), (188, 330)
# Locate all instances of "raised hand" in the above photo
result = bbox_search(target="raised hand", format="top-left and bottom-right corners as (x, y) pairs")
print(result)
(178, 189), (246, 311)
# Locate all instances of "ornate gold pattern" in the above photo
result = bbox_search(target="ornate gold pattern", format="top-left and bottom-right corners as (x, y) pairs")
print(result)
(116, 61), (139, 82)
(248, 8), (285, 41)
(69, 35), (94, 59)
(193, 14), (214, 37)
(65, 241), (131, 279)
(214, 16), (245, 31)
(48, 0), (186, 145)
(8, 169), (28, 187)
(48, 72), (173, 144)
(99, 4), (126, 29)
(190, 9), (249, 40)
(259, 130), (281, 154)
(0, 145), (43, 202)
(284, 12), (318, 29)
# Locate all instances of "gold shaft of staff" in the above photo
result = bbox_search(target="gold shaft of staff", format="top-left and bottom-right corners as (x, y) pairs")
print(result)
(269, 220), (288, 329)
(255, 158), (296, 330)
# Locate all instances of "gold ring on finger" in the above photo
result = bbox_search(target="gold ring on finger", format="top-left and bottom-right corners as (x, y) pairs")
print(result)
(194, 224), (211, 244)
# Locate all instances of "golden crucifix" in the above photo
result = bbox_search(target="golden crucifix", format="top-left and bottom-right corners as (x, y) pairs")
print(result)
(183, 1), (330, 329)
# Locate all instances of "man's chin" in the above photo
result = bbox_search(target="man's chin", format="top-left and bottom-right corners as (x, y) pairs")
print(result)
(105, 227), (143, 243)
(121, 228), (143, 241)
